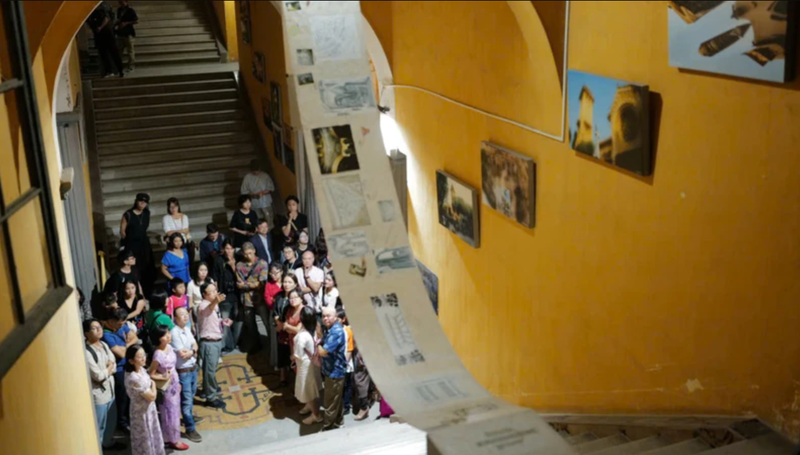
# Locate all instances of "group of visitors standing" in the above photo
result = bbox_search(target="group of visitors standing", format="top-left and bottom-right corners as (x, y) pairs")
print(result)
(86, 0), (137, 78)
(84, 160), (381, 453)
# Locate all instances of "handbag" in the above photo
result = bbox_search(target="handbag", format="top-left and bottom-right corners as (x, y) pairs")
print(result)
(154, 374), (171, 405)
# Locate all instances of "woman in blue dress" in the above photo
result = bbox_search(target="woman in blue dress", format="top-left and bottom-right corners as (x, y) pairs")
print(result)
(161, 233), (190, 292)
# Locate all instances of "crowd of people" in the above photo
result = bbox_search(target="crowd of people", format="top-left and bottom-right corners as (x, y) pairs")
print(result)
(83, 160), (384, 453)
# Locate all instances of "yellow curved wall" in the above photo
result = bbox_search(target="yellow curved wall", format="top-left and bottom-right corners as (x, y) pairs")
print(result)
(213, 1), (239, 62)
(389, 0), (800, 439)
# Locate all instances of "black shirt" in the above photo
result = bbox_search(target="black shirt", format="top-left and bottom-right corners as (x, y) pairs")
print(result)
(115, 6), (138, 37)
(277, 212), (309, 245)
(104, 269), (140, 298)
(230, 210), (258, 248)
(87, 6), (113, 35)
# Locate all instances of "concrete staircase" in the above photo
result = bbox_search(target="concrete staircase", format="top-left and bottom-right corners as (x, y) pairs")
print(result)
(85, 1), (221, 75)
(88, 71), (257, 262)
(228, 416), (797, 455)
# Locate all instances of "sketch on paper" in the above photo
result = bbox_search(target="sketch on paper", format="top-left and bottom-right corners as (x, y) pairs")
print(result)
(297, 49), (314, 66)
(375, 246), (415, 274)
(285, 1), (301, 11)
(424, 401), (501, 432)
(327, 231), (370, 258)
(318, 77), (376, 113)
(378, 200), (396, 222)
(414, 377), (471, 404)
(252, 52), (266, 84)
(309, 14), (363, 61)
(322, 175), (371, 230)
(298, 73), (315, 85)
(240, 1), (251, 44)
(481, 142), (536, 228)
(417, 260), (439, 315)
(370, 293), (425, 366)
(312, 124), (360, 174)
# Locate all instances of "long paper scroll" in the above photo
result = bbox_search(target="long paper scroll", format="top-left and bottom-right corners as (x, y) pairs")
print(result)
(276, 2), (576, 453)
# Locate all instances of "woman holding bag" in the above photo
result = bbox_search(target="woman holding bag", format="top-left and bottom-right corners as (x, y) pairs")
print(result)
(148, 325), (188, 451)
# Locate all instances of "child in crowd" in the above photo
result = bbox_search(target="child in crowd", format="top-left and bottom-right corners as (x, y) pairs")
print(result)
(166, 278), (189, 327)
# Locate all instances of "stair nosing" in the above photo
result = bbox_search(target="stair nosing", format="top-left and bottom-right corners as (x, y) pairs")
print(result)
(97, 120), (246, 137)
(93, 99), (239, 113)
(97, 133), (253, 152)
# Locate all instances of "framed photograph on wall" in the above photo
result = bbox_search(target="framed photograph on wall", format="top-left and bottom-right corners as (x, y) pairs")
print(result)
(567, 70), (651, 176)
(436, 170), (480, 248)
(261, 96), (273, 132)
(270, 82), (282, 125)
(480, 142), (536, 228)
(252, 52), (266, 84)
(273, 128), (283, 161)
(668, 1), (798, 83)
(240, 0), (252, 45)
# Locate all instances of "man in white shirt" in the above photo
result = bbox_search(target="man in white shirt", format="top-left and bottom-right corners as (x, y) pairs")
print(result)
(295, 250), (324, 313)
(241, 159), (276, 228)
(170, 307), (203, 443)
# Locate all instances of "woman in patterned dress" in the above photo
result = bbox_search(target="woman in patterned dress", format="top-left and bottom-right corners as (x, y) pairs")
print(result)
(148, 325), (189, 451)
(124, 346), (165, 455)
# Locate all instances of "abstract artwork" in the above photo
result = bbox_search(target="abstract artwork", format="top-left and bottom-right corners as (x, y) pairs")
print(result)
(567, 70), (651, 175)
(252, 52), (266, 84)
(480, 142), (536, 228)
(312, 124), (360, 174)
(239, 0), (252, 45)
(322, 174), (371, 230)
(668, 1), (797, 82)
(416, 260), (439, 315)
(375, 246), (415, 274)
(436, 171), (480, 248)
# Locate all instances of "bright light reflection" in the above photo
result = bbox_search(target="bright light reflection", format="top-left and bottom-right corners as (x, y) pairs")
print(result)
(380, 113), (409, 156)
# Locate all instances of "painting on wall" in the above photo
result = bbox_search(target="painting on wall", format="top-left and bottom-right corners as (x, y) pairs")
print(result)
(436, 171), (480, 248)
(567, 70), (651, 176)
(284, 145), (295, 174)
(261, 96), (272, 132)
(240, 0), (252, 45)
(480, 142), (536, 228)
(270, 82), (282, 124)
(272, 129), (283, 161)
(416, 260), (439, 316)
(253, 52), (266, 84)
(668, 1), (797, 82)
(312, 124), (360, 175)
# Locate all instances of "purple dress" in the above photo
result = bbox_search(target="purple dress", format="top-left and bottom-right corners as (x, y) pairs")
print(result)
(153, 346), (181, 444)
(125, 369), (165, 455)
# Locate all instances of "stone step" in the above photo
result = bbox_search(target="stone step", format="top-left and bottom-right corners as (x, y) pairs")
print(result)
(98, 141), (255, 167)
(592, 436), (672, 455)
(100, 167), (249, 193)
(130, 1), (198, 7)
(93, 79), (235, 99)
(97, 120), (250, 145)
(94, 99), (241, 121)
(567, 433), (601, 445)
(101, 154), (253, 180)
(576, 435), (631, 454)
(105, 208), (236, 237)
(106, 227), (214, 258)
(136, 18), (211, 30)
(105, 196), (240, 226)
(129, 4), (202, 14)
(96, 109), (247, 132)
(98, 131), (254, 156)
(88, 42), (219, 59)
(102, 181), (240, 209)
(91, 71), (233, 89)
(95, 34), (216, 47)
(131, 52), (221, 66)
(94, 88), (237, 110)
(135, 26), (212, 37)
(639, 439), (711, 455)
(135, 10), (203, 20)
(702, 434), (795, 455)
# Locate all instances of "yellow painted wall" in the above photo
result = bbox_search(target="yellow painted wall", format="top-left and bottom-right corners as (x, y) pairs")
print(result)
(213, 1), (239, 62)
(235, 0), (297, 200)
(0, 39), (100, 455)
(384, 0), (800, 439)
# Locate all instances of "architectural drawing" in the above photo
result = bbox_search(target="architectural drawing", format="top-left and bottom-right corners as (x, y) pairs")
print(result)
(322, 175), (371, 230)
(327, 230), (370, 258)
(318, 77), (376, 113)
(371, 293), (425, 366)
(298, 73), (314, 85)
(375, 245), (415, 274)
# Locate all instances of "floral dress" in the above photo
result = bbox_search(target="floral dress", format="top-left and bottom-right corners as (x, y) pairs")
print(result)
(125, 368), (165, 455)
(153, 346), (181, 444)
